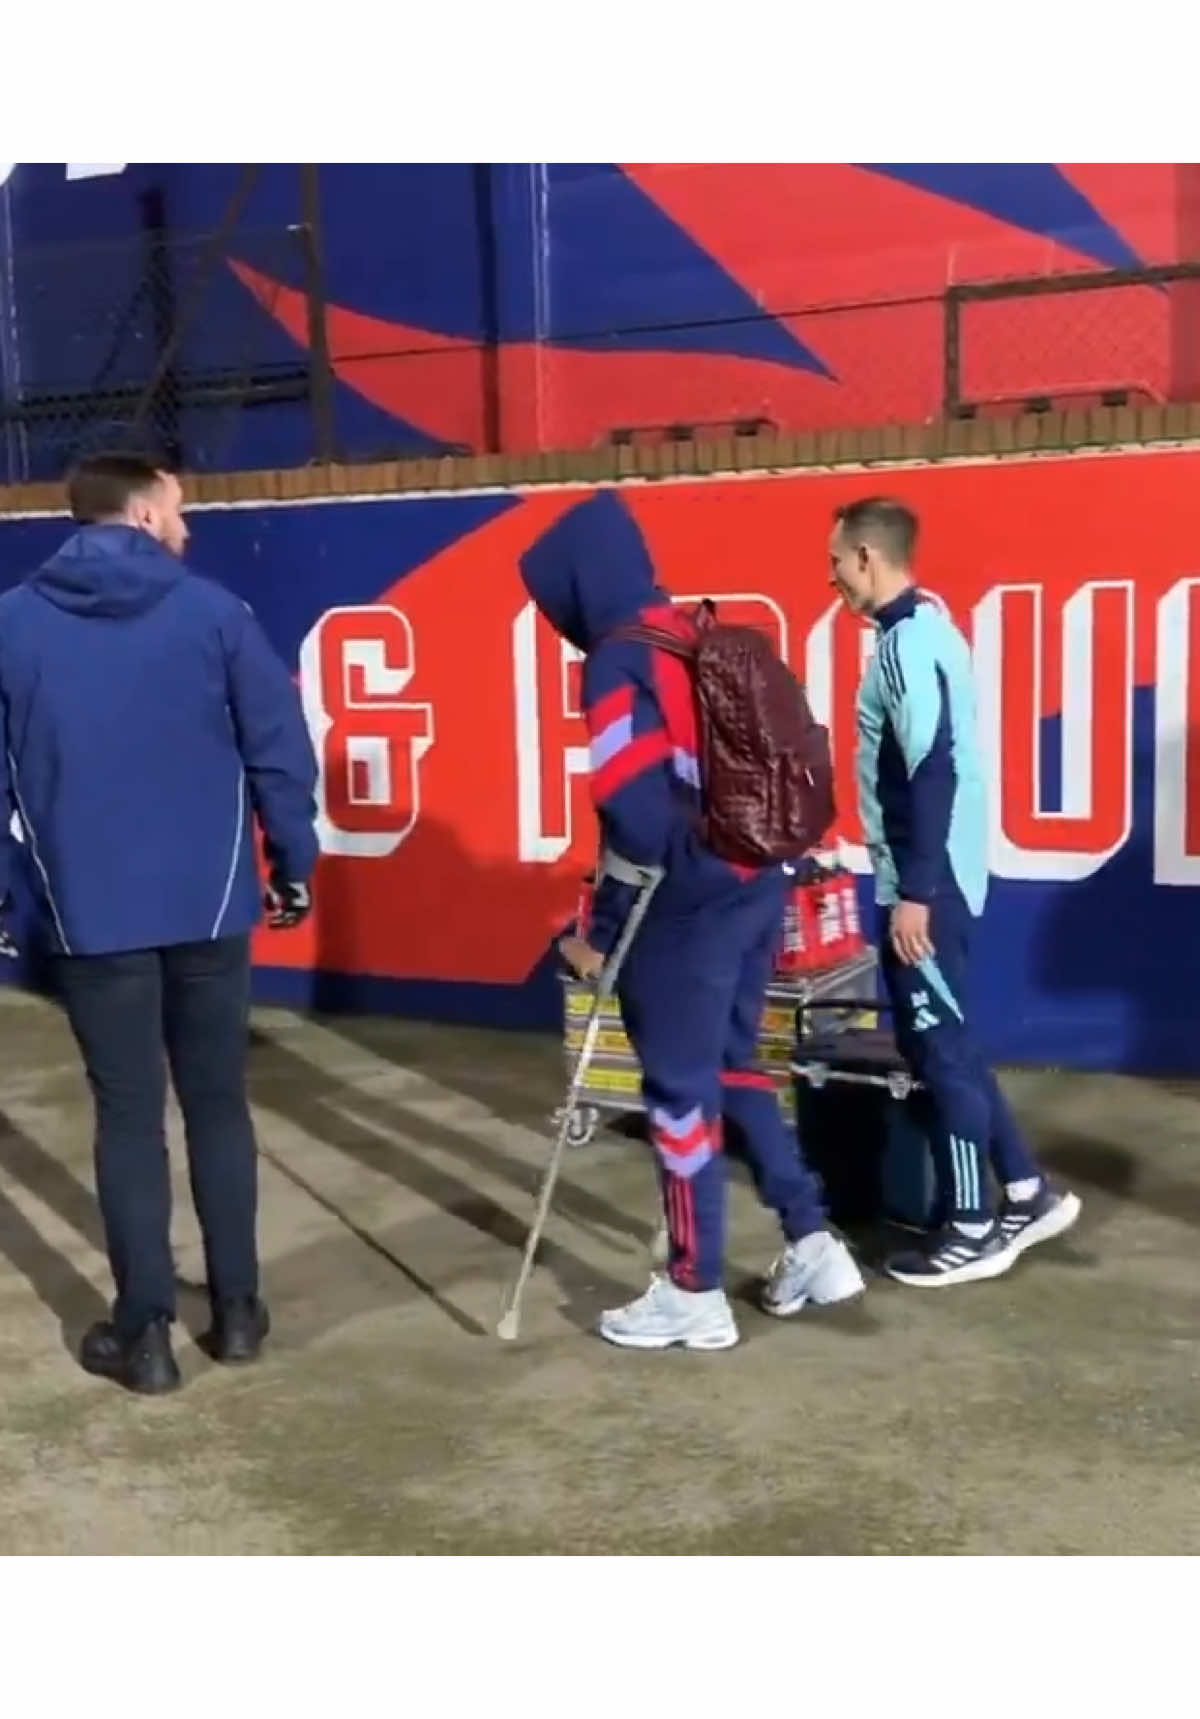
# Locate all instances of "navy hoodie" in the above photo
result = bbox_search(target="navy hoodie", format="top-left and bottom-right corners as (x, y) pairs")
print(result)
(519, 491), (769, 954)
(0, 524), (318, 955)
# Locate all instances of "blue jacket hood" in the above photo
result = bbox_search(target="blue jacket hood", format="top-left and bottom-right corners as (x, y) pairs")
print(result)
(519, 492), (668, 652)
(30, 523), (183, 619)
(0, 534), (318, 956)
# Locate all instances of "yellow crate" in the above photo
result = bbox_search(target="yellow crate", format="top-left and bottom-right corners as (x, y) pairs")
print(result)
(759, 998), (797, 1039)
(563, 985), (623, 1025)
(562, 955), (874, 1133)
(564, 984), (793, 1055)
(563, 987), (872, 1075)
(576, 1063), (643, 1099)
(564, 992), (822, 1036)
(564, 1024), (642, 1056)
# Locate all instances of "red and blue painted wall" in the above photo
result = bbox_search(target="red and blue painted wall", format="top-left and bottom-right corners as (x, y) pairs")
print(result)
(1, 164), (1194, 475)
(0, 445), (1196, 1077)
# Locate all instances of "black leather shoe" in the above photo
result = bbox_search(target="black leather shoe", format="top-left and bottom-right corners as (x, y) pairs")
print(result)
(80, 1317), (181, 1394)
(204, 1297), (270, 1363)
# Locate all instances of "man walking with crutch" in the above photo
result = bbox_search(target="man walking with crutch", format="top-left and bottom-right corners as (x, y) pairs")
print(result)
(519, 491), (863, 1351)
(0, 453), (318, 1393)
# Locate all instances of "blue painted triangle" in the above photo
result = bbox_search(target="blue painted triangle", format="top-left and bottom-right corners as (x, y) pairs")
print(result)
(493, 164), (833, 377)
(167, 164), (832, 375)
(862, 164), (1145, 272)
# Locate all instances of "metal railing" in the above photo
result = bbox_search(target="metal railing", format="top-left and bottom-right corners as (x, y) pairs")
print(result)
(943, 259), (1200, 420)
(2, 210), (1197, 484)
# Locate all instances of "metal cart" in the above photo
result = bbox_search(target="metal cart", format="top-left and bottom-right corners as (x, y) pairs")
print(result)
(557, 947), (879, 1147)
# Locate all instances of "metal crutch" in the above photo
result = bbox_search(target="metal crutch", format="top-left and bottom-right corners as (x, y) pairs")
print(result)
(496, 854), (665, 1342)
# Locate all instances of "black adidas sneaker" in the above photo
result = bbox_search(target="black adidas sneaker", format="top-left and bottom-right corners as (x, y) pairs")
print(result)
(885, 1223), (1015, 1289)
(998, 1184), (1081, 1257)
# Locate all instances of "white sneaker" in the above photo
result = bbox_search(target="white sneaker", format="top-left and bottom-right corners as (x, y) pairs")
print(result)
(761, 1230), (865, 1317)
(598, 1275), (740, 1351)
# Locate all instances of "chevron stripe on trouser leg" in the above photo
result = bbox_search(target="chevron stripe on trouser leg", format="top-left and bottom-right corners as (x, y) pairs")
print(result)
(646, 1102), (724, 1290)
(618, 868), (827, 1291)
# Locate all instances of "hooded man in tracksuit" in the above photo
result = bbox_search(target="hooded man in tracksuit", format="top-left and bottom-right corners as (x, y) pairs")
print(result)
(0, 453), (318, 1393)
(829, 495), (1080, 1286)
(520, 491), (863, 1351)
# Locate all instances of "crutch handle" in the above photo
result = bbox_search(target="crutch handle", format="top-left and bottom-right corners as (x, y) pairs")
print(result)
(599, 850), (666, 891)
(596, 863), (665, 997)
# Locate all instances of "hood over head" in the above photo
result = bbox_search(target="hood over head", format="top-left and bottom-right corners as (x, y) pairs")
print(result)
(30, 523), (184, 620)
(518, 491), (667, 652)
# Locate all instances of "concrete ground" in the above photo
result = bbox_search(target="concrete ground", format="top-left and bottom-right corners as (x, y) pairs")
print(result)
(0, 987), (1197, 1556)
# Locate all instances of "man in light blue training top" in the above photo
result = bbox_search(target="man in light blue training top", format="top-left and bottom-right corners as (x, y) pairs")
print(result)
(829, 496), (1080, 1287)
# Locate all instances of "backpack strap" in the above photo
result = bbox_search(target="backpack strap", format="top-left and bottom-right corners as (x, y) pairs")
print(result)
(608, 599), (713, 658)
(608, 622), (696, 660)
(603, 596), (715, 657)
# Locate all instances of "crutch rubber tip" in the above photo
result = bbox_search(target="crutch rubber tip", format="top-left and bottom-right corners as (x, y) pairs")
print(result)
(496, 1312), (521, 1342)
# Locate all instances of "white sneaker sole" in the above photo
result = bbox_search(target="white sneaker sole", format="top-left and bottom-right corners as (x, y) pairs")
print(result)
(598, 1319), (740, 1352)
(762, 1276), (866, 1318)
(1006, 1191), (1081, 1257)
(886, 1245), (1016, 1289)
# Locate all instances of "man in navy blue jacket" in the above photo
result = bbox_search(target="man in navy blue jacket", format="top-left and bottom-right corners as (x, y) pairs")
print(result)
(521, 492), (863, 1353)
(0, 453), (318, 1393)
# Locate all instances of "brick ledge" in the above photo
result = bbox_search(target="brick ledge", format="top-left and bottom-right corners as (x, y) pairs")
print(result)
(3, 403), (1200, 515)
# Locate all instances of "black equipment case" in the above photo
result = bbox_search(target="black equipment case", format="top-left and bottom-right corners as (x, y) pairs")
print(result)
(791, 1011), (941, 1233)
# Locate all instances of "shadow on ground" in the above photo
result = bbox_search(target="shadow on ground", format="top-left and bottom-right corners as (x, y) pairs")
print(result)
(1, 994), (1199, 1554)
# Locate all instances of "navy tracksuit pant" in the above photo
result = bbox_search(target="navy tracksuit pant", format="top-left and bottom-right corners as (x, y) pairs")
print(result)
(878, 887), (1040, 1223)
(618, 871), (826, 1291)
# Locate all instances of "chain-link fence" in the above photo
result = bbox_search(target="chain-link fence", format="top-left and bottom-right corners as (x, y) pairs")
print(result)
(944, 262), (1200, 420)
(305, 289), (956, 460)
(3, 230), (1198, 485)
(588, 266), (1200, 449)
(310, 267), (1200, 459)
(0, 225), (321, 485)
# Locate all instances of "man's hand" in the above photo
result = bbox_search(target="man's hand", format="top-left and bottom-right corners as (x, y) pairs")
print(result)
(0, 899), (18, 962)
(265, 880), (312, 930)
(890, 899), (933, 966)
(558, 934), (605, 982)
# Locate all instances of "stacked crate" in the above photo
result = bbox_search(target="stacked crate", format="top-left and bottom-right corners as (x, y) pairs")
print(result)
(560, 947), (878, 1144)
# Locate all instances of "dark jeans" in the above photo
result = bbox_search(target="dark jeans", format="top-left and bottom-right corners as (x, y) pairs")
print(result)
(55, 935), (259, 1337)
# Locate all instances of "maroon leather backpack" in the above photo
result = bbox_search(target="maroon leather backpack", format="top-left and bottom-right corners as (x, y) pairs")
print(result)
(611, 602), (836, 866)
